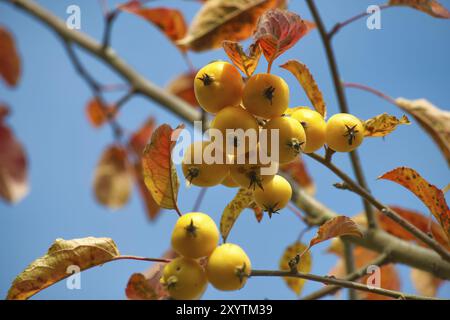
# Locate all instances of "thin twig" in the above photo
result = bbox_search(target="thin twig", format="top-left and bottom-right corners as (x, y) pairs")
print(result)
(328, 4), (391, 39)
(306, 0), (377, 229)
(302, 252), (390, 300)
(102, 9), (118, 49)
(343, 240), (357, 300)
(307, 152), (450, 263)
(250, 269), (438, 300)
(111, 255), (171, 263)
(192, 188), (207, 212)
(343, 82), (397, 105)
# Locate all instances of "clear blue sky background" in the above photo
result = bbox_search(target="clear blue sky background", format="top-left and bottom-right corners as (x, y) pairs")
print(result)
(0, 0), (449, 300)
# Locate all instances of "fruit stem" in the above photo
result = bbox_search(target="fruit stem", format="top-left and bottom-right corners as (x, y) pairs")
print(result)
(111, 255), (171, 263)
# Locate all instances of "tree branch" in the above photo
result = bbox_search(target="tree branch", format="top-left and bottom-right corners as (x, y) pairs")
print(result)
(306, 0), (377, 229)
(111, 255), (171, 263)
(250, 269), (438, 300)
(343, 240), (357, 300)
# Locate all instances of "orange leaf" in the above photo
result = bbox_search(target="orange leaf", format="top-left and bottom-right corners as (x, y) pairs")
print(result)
(248, 201), (264, 222)
(128, 117), (156, 156)
(410, 268), (443, 297)
(177, 0), (284, 52)
(378, 206), (450, 250)
(166, 71), (199, 107)
(85, 98), (115, 128)
(141, 124), (184, 209)
(133, 162), (160, 221)
(0, 27), (20, 87)
(93, 145), (132, 209)
(126, 249), (177, 300)
(309, 216), (362, 248)
(120, 2), (187, 50)
(280, 60), (326, 118)
(389, 0), (450, 18)
(379, 167), (450, 242)
(254, 9), (312, 72)
(0, 107), (28, 203)
(280, 157), (315, 196)
(222, 41), (261, 77)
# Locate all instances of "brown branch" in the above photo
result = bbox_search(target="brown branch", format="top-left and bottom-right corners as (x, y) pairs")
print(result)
(343, 82), (397, 105)
(302, 252), (390, 300)
(343, 240), (357, 300)
(111, 255), (171, 263)
(307, 152), (450, 263)
(250, 269), (438, 300)
(306, 0), (377, 229)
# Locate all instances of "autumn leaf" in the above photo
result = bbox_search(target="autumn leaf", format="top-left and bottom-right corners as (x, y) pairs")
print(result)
(279, 242), (312, 295)
(220, 188), (255, 242)
(389, 0), (450, 19)
(126, 249), (177, 300)
(93, 145), (132, 209)
(329, 246), (400, 300)
(120, 2), (187, 50)
(395, 98), (450, 166)
(222, 41), (262, 77)
(410, 268), (443, 297)
(0, 106), (29, 204)
(128, 117), (156, 156)
(254, 9), (312, 72)
(280, 157), (315, 196)
(280, 60), (326, 118)
(309, 216), (363, 249)
(166, 71), (199, 107)
(134, 163), (160, 220)
(7, 237), (120, 300)
(178, 0), (284, 52)
(379, 167), (450, 242)
(249, 201), (264, 222)
(0, 27), (21, 87)
(363, 113), (410, 137)
(142, 124), (184, 210)
(85, 98), (115, 128)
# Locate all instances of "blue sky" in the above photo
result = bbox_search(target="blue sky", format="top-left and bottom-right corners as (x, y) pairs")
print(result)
(0, 0), (449, 299)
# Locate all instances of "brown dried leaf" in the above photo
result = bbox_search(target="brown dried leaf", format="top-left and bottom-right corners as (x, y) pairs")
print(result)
(222, 41), (262, 77)
(120, 1), (187, 50)
(379, 167), (450, 242)
(254, 10), (313, 72)
(93, 145), (132, 209)
(363, 113), (410, 137)
(0, 27), (20, 87)
(166, 71), (199, 107)
(280, 60), (326, 118)
(7, 237), (120, 300)
(141, 124), (184, 209)
(248, 201), (264, 222)
(310, 216), (363, 248)
(280, 157), (315, 196)
(0, 107), (29, 203)
(220, 188), (254, 242)
(389, 0), (450, 18)
(395, 98), (450, 166)
(85, 98), (115, 128)
(279, 242), (311, 295)
(128, 117), (156, 156)
(178, 0), (284, 52)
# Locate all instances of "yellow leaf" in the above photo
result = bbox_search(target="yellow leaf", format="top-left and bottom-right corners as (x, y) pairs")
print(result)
(178, 0), (284, 52)
(142, 124), (184, 209)
(279, 242), (312, 295)
(395, 98), (450, 166)
(310, 216), (363, 248)
(363, 113), (410, 137)
(379, 167), (450, 242)
(222, 41), (261, 77)
(93, 145), (132, 209)
(220, 188), (254, 242)
(280, 60), (326, 118)
(389, 0), (450, 19)
(7, 237), (120, 300)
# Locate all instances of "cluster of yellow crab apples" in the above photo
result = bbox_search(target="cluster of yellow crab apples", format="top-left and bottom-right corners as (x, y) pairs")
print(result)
(161, 60), (365, 299)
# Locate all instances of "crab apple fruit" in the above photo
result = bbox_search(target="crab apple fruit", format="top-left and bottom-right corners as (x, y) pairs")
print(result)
(171, 212), (219, 259)
(326, 113), (364, 152)
(160, 257), (207, 300)
(194, 61), (244, 114)
(291, 108), (326, 153)
(211, 106), (259, 156)
(206, 243), (251, 291)
(263, 116), (306, 164)
(182, 141), (228, 187)
(242, 73), (289, 119)
(253, 175), (292, 217)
